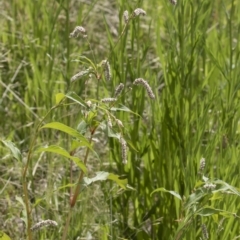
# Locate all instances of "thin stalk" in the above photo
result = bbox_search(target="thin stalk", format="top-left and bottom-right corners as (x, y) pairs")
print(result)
(61, 133), (94, 240)
(61, 208), (73, 240)
(22, 102), (64, 240)
(106, 11), (140, 61)
(70, 137), (92, 207)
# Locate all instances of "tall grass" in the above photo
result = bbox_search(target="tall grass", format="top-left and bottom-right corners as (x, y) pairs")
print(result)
(109, 0), (240, 239)
(1, 0), (240, 239)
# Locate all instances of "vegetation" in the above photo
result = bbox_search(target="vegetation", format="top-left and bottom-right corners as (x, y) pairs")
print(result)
(1, 0), (240, 239)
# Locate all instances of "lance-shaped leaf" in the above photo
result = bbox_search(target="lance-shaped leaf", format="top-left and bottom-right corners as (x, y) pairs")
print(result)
(214, 180), (240, 197)
(83, 171), (109, 186)
(151, 187), (182, 200)
(37, 145), (87, 173)
(41, 122), (90, 146)
(83, 171), (128, 189)
(108, 173), (128, 189)
(0, 139), (22, 162)
(196, 206), (233, 217)
(65, 92), (87, 108)
(110, 104), (139, 116)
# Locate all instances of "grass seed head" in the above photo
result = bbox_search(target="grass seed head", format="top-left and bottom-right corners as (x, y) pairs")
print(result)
(203, 183), (216, 190)
(120, 137), (127, 164)
(107, 114), (112, 128)
(201, 224), (209, 239)
(123, 10), (129, 23)
(133, 78), (155, 99)
(102, 60), (111, 81)
(31, 220), (58, 232)
(86, 100), (92, 107)
(101, 98), (117, 103)
(169, 0), (177, 5)
(114, 83), (124, 97)
(133, 8), (146, 17)
(70, 26), (86, 38)
(116, 119), (124, 128)
(199, 157), (206, 172)
(71, 68), (91, 82)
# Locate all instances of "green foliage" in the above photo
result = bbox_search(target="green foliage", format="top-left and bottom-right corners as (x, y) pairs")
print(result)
(0, 231), (11, 240)
(0, 140), (22, 162)
(1, 0), (240, 240)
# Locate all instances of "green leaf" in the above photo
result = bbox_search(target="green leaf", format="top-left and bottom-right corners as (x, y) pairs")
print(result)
(151, 187), (182, 200)
(65, 92), (87, 108)
(194, 180), (204, 188)
(70, 140), (99, 160)
(0, 231), (11, 240)
(202, 175), (209, 182)
(126, 139), (138, 152)
(77, 120), (88, 135)
(107, 127), (120, 139)
(83, 171), (109, 186)
(0, 139), (22, 162)
(184, 192), (208, 210)
(110, 104), (139, 116)
(79, 56), (96, 70)
(15, 196), (27, 225)
(41, 122), (89, 144)
(108, 173), (128, 189)
(33, 198), (44, 207)
(197, 207), (233, 218)
(83, 172), (128, 189)
(56, 183), (76, 191)
(196, 206), (221, 216)
(86, 110), (97, 122)
(37, 145), (87, 173)
(55, 93), (65, 104)
(209, 191), (223, 201)
(213, 180), (240, 197)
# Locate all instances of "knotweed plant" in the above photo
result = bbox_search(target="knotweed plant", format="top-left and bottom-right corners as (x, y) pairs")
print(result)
(2, 0), (240, 239)
(0, 6), (155, 240)
(152, 157), (240, 239)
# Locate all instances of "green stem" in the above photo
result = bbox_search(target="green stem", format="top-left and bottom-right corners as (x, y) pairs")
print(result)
(70, 136), (92, 207)
(22, 103), (64, 240)
(61, 208), (72, 240)
(61, 134), (93, 240)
